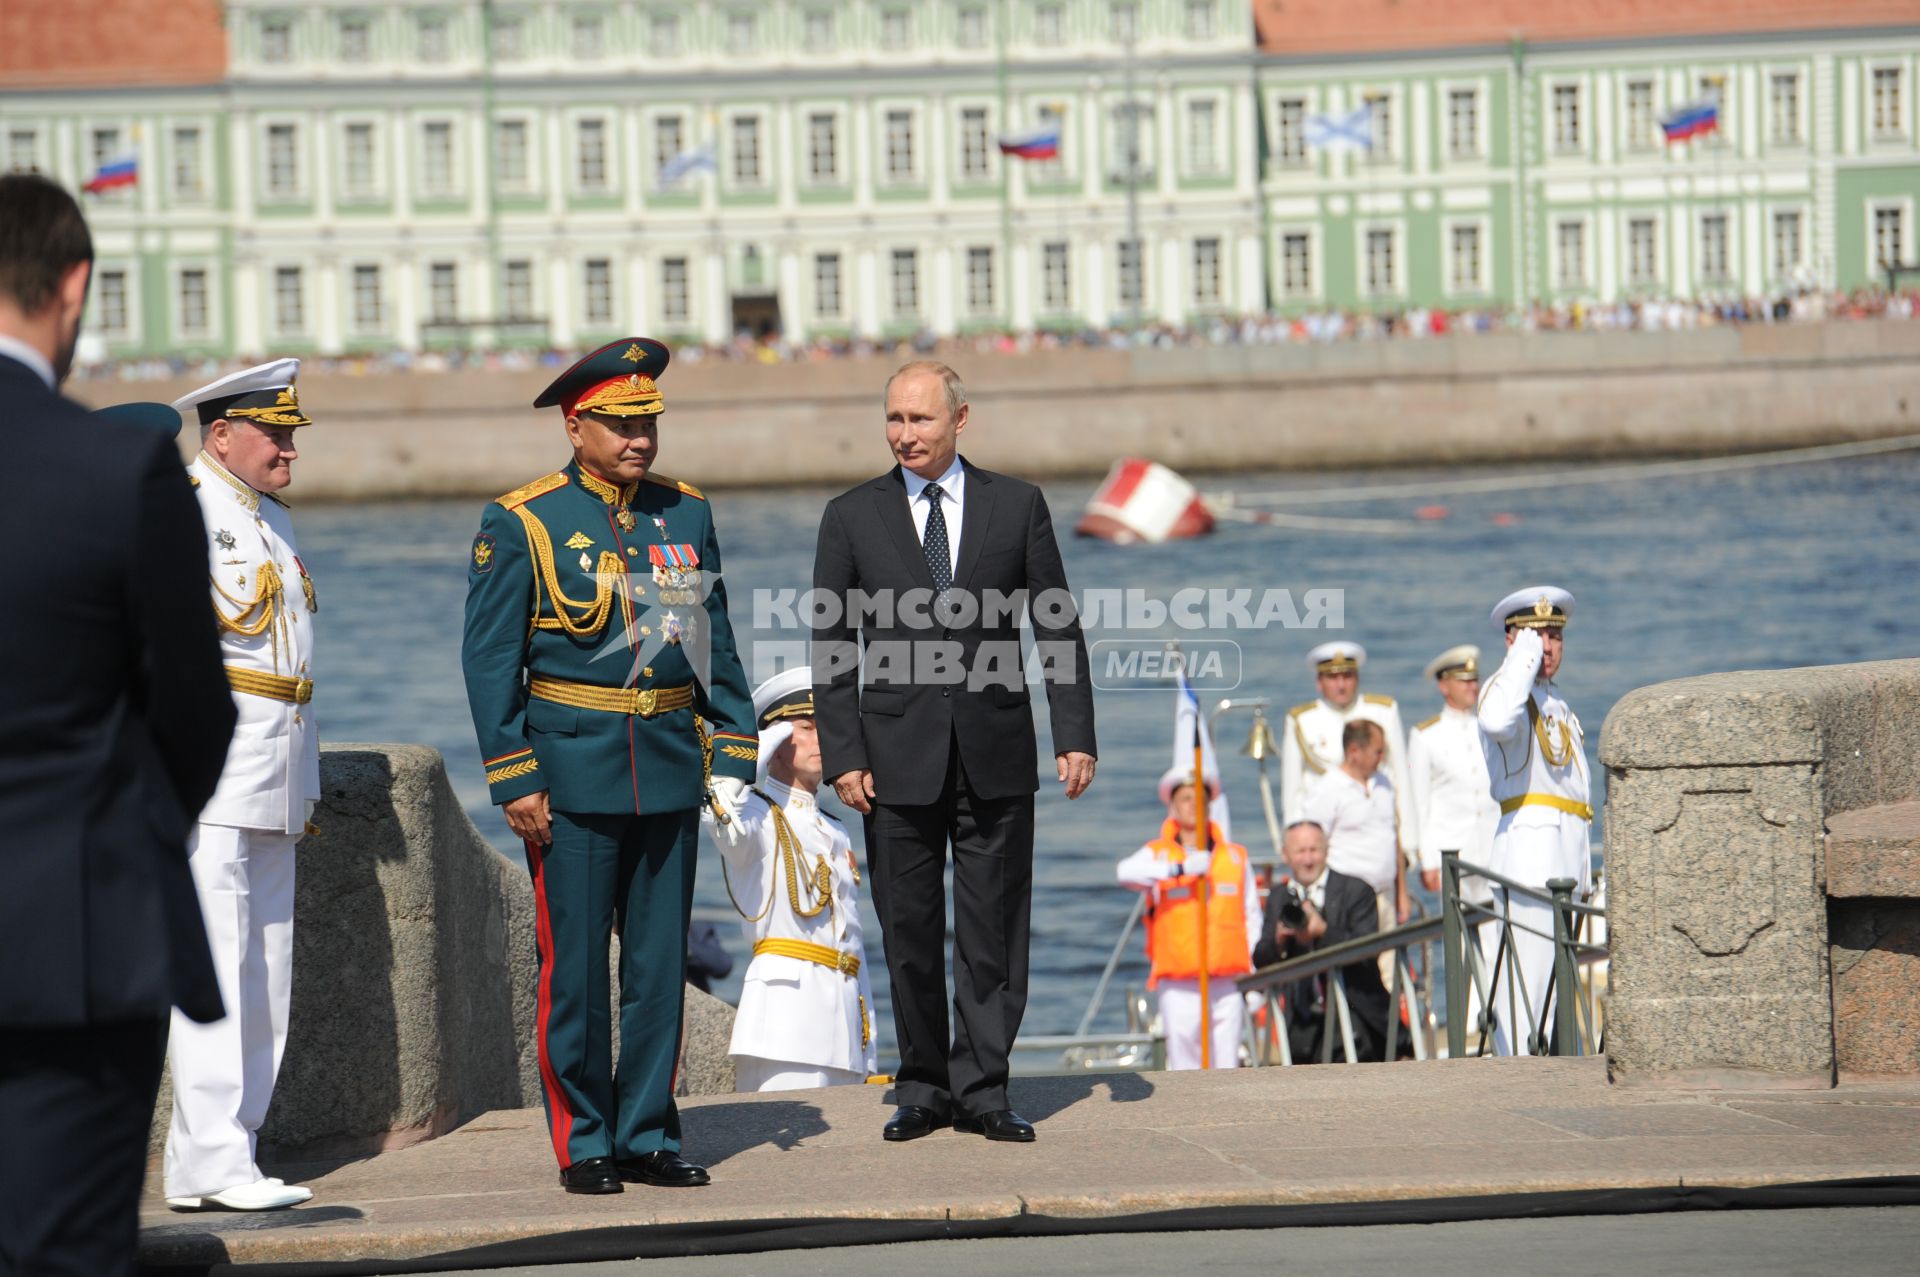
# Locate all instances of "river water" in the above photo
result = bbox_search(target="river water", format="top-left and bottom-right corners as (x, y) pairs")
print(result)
(297, 450), (1920, 1047)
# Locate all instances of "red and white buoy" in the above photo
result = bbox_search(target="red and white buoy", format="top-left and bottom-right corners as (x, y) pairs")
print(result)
(1075, 459), (1216, 544)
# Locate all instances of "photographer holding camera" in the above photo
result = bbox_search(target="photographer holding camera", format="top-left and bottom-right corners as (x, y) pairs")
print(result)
(1253, 821), (1390, 1063)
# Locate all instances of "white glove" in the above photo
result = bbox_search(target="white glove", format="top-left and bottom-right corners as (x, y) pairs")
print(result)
(1511, 625), (1544, 663)
(709, 777), (750, 847)
(303, 799), (318, 823)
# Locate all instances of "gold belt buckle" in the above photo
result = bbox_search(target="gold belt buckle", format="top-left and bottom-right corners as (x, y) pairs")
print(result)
(836, 952), (859, 976)
(635, 688), (657, 716)
(294, 678), (314, 704)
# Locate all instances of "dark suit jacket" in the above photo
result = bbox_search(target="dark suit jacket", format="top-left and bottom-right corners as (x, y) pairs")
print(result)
(1252, 868), (1390, 1058)
(0, 354), (235, 1027)
(812, 459), (1095, 806)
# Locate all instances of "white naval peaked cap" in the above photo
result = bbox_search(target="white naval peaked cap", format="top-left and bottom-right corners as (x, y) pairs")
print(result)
(170, 357), (312, 427)
(1425, 644), (1481, 681)
(1306, 640), (1366, 673)
(1157, 765), (1221, 808)
(1491, 585), (1575, 630)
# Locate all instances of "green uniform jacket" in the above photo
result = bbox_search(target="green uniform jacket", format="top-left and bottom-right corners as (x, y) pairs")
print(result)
(462, 460), (758, 814)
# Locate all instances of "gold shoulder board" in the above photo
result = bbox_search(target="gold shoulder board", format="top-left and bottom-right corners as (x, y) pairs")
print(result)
(1414, 713), (1442, 732)
(1363, 693), (1396, 706)
(1288, 701), (1317, 718)
(496, 471), (569, 509)
(189, 475), (201, 488)
(645, 472), (705, 501)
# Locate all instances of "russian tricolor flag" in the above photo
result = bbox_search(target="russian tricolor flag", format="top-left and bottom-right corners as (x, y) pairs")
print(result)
(1660, 101), (1720, 144)
(997, 127), (1060, 161)
(84, 152), (139, 194)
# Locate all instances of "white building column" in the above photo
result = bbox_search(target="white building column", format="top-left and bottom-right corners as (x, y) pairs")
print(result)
(1158, 233), (1182, 324)
(779, 244), (806, 343)
(545, 254), (572, 348)
(233, 257), (263, 355)
(1085, 239), (1110, 327)
(314, 257), (342, 355)
(855, 245), (881, 339)
(930, 243), (956, 335)
(703, 245), (729, 345)
(1237, 228), (1264, 312)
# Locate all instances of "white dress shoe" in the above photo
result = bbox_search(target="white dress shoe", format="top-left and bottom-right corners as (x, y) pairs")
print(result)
(165, 1178), (313, 1211)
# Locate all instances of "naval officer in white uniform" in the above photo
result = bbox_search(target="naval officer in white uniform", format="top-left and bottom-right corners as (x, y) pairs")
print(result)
(1407, 645), (1499, 902)
(707, 667), (877, 1091)
(1281, 641), (1412, 840)
(1476, 586), (1592, 1057)
(164, 360), (320, 1212)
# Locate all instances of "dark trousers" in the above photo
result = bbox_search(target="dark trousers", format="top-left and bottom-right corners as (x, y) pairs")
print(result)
(865, 738), (1034, 1117)
(525, 809), (696, 1169)
(0, 1019), (166, 1277)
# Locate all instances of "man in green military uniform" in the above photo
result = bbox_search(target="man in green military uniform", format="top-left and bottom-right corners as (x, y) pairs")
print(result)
(462, 337), (758, 1194)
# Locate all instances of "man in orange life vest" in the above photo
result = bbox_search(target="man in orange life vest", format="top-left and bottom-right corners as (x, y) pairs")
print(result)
(1116, 770), (1261, 1070)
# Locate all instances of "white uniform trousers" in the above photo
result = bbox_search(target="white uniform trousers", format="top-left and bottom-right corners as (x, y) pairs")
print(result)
(1157, 978), (1244, 1070)
(1488, 819), (1591, 1058)
(732, 1056), (867, 1093)
(164, 825), (298, 1198)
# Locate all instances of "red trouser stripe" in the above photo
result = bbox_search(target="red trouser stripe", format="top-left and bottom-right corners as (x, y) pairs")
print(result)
(526, 838), (575, 1166)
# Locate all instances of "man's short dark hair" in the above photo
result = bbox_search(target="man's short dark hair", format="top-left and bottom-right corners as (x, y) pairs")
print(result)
(1341, 719), (1383, 752)
(0, 174), (93, 315)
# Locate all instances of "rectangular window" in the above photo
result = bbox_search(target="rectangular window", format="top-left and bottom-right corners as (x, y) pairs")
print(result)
(572, 14), (603, 59)
(583, 258), (613, 325)
(958, 6), (987, 49)
(653, 115), (685, 180)
(576, 118), (608, 190)
(339, 16), (370, 62)
(814, 253), (842, 319)
(1555, 220), (1586, 288)
(1875, 206), (1906, 269)
(1042, 241), (1071, 310)
(1364, 93), (1394, 161)
(1185, 0), (1214, 40)
(804, 9), (834, 51)
(1110, 101), (1154, 180)
(351, 264), (383, 330)
(880, 9), (910, 51)
(1110, 1), (1139, 43)
(418, 14), (449, 63)
(959, 106), (992, 181)
(1772, 210), (1803, 277)
(1116, 238), (1143, 308)
(1191, 237), (1222, 307)
(1448, 223), (1481, 292)
(503, 259), (534, 321)
(808, 112), (840, 183)
(95, 268), (129, 334)
(1699, 75), (1728, 146)
(428, 261), (458, 324)
(1446, 88), (1479, 159)
(495, 119), (529, 190)
(7, 128), (38, 174)
(261, 17), (292, 64)
(730, 115), (762, 184)
(265, 123), (299, 196)
(661, 257), (690, 323)
(1276, 97), (1307, 166)
(1628, 217), (1659, 286)
(421, 120), (455, 195)
(90, 126), (124, 199)
(172, 126), (205, 198)
(1033, 102), (1067, 180)
(343, 122), (376, 196)
(1281, 231), (1312, 296)
(1625, 79), (1655, 150)
(273, 265), (304, 333)
(1035, 3), (1064, 46)
(1874, 67), (1905, 136)
(1700, 213), (1731, 282)
(885, 109), (915, 182)
(1552, 84), (1582, 152)
(1185, 98), (1219, 174)
(1365, 227), (1395, 293)
(177, 267), (210, 338)
(728, 11), (756, 55)
(492, 16), (524, 60)
(651, 12), (681, 55)
(1770, 72), (1802, 144)
(966, 246), (995, 314)
(891, 248), (919, 317)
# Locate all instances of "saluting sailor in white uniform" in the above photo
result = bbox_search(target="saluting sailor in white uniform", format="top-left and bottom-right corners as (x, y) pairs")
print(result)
(1476, 587), (1592, 1057)
(165, 360), (320, 1212)
(1281, 641), (1412, 840)
(706, 666), (877, 1092)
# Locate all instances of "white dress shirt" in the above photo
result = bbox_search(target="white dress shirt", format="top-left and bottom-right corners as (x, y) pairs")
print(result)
(0, 333), (55, 389)
(1301, 767), (1401, 898)
(1280, 693), (1413, 839)
(900, 455), (965, 578)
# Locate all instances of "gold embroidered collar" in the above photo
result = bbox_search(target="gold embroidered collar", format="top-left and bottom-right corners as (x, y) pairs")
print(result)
(199, 451), (260, 512)
(575, 465), (638, 507)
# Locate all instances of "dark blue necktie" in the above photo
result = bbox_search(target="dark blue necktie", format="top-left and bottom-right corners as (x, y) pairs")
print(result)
(923, 482), (952, 594)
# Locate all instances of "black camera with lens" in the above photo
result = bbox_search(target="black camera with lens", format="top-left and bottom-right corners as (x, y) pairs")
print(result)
(1275, 883), (1309, 932)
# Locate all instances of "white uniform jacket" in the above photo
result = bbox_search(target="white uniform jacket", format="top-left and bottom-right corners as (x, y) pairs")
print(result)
(1281, 693), (1412, 838)
(711, 778), (877, 1076)
(1407, 706), (1500, 895)
(190, 453), (318, 834)
(1475, 630), (1591, 890)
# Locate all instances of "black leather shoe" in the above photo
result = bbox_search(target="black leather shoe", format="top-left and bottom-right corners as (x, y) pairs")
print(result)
(882, 1104), (949, 1142)
(953, 1109), (1036, 1143)
(559, 1156), (623, 1194)
(616, 1150), (711, 1187)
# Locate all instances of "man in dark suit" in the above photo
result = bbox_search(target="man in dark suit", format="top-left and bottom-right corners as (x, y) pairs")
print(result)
(1253, 820), (1391, 1064)
(0, 174), (236, 1276)
(813, 361), (1097, 1144)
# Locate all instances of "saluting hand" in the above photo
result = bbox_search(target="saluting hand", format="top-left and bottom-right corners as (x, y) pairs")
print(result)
(832, 768), (876, 814)
(1057, 751), (1096, 800)
(504, 790), (553, 847)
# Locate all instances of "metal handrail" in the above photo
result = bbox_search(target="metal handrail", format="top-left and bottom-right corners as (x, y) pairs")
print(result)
(1238, 913), (1444, 1066)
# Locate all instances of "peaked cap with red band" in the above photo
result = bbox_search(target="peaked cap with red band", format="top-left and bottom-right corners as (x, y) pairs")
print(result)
(534, 337), (671, 418)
